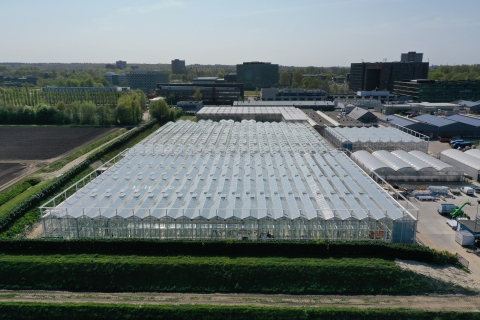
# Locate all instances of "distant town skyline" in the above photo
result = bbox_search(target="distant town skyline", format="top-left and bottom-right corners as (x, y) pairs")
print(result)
(1, 0), (479, 66)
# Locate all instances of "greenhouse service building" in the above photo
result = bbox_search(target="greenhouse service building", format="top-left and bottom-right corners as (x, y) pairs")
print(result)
(41, 120), (417, 243)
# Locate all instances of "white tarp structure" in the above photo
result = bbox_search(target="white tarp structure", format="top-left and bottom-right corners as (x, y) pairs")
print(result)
(440, 149), (480, 181)
(324, 126), (428, 152)
(41, 120), (417, 243)
(352, 150), (463, 182)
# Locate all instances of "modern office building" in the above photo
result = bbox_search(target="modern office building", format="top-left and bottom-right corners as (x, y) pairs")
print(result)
(104, 72), (127, 86)
(349, 54), (429, 92)
(126, 71), (169, 92)
(400, 51), (423, 63)
(393, 80), (480, 103)
(156, 83), (244, 105)
(192, 77), (224, 85)
(116, 60), (127, 70)
(261, 88), (326, 101)
(171, 59), (186, 74)
(236, 62), (279, 90)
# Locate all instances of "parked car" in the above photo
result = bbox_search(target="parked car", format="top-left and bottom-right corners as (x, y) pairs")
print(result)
(450, 139), (464, 146)
(452, 141), (472, 149)
(471, 186), (480, 194)
(460, 186), (474, 196)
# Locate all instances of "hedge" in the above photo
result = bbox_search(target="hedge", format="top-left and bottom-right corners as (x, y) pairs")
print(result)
(0, 239), (458, 265)
(0, 303), (477, 320)
(0, 255), (463, 294)
(0, 120), (158, 234)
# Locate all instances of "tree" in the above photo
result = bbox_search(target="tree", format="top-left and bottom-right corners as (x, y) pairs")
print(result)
(291, 71), (303, 88)
(149, 99), (170, 122)
(193, 88), (203, 102)
(279, 71), (291, 87)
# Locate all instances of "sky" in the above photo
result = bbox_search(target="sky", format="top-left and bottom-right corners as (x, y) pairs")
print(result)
(1, 0), (479, 67)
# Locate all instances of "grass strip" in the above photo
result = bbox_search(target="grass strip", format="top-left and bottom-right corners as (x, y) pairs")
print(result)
(0, 178), (41, 207)
(0, 255), (467, 294)
(0, 302), (477, 320)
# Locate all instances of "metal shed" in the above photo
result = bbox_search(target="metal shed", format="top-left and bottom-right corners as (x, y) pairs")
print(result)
(380, 114), (437, 137)
(414, 114), (475, 138)
(440, 149), (480, 180)
(446, 114), (480, 136)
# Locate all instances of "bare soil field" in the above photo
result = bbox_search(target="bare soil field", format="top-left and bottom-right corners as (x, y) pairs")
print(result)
(0, 126), (118, 189)
(0, 126), (116, 160)
(0, 163), (25, 186)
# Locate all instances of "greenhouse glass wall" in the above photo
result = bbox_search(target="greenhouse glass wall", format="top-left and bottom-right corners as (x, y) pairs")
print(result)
(41, 120), (417, 243)
(324, 126), (429, 152)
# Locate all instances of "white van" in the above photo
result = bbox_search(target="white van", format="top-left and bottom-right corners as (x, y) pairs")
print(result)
(460, 187), (474, 196)
(437, 203), (458, 215)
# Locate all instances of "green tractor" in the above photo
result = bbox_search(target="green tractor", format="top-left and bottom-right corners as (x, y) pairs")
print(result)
(451, 201), (471, 219)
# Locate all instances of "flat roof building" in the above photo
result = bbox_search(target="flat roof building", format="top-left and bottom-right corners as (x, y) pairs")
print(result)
(261, 88), (326, 101)
(126, 70), (169, 93)
(236, 62), (279, 90)
(394, 79), (480, 103)
(157, 83), (244, 105)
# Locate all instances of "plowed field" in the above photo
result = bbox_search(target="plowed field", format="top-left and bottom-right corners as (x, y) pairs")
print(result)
(0, 126), (115, 160)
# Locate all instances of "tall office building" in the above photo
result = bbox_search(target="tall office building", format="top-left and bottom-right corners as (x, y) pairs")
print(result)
(236, 62), (279, 90)
(400, 51), (423, 63)
(171, 59), (186, 74)
(349, 58), (428, 92)
(116, 60), (127, 70)
(394, 80), (480, 102)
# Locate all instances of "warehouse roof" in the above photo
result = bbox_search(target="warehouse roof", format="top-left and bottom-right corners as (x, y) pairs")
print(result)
(446, 114), (480, 128)
(414, 114), (457, 127)
(381, 114), (417, 127)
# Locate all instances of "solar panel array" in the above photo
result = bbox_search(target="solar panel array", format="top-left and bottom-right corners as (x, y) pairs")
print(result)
(51, 120), (407, 222)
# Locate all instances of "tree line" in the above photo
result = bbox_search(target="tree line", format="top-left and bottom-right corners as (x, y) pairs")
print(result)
(0, 88), (146, 125)
(428, 64), (480, 81)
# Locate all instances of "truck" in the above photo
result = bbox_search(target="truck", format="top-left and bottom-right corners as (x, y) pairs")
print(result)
(437, 203), (458, 215)
(461, 186), (474, 196)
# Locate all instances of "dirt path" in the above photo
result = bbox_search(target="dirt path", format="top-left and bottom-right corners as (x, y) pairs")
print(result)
(0, 290), (478, 311)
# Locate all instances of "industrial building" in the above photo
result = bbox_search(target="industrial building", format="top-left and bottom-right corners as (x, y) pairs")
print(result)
(261, 88), (326, 101)
(347, 107), (377, 123)
(413, 114), (475, 138)
(440, 149), (480, 180)
(40, 120), (417, 243)
(233, 101), (335, 111)
(126, 71), (169, 93)
(351, 150), (463, 182)
(394, 80), (480, 103)
(323, 126), (429, 152)
(236, 62), (279, 90)
(196, 106), (309, 122)
(375, 102), (459, 116)
(156, 83), (244, 105)
(446, 114), (480, 136)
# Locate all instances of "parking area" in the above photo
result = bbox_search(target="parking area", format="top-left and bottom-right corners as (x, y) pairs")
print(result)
(396, 182), (480, 276)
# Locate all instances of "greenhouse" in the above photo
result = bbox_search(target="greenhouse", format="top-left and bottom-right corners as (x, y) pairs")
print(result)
(465, 149), (480, 160)
(323, 126), (428, 152)
(371, 151), (417, 176)
(40, 120), (417, 243)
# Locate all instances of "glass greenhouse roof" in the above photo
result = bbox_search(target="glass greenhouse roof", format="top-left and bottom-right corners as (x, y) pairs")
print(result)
(48, 120), (410, 222)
